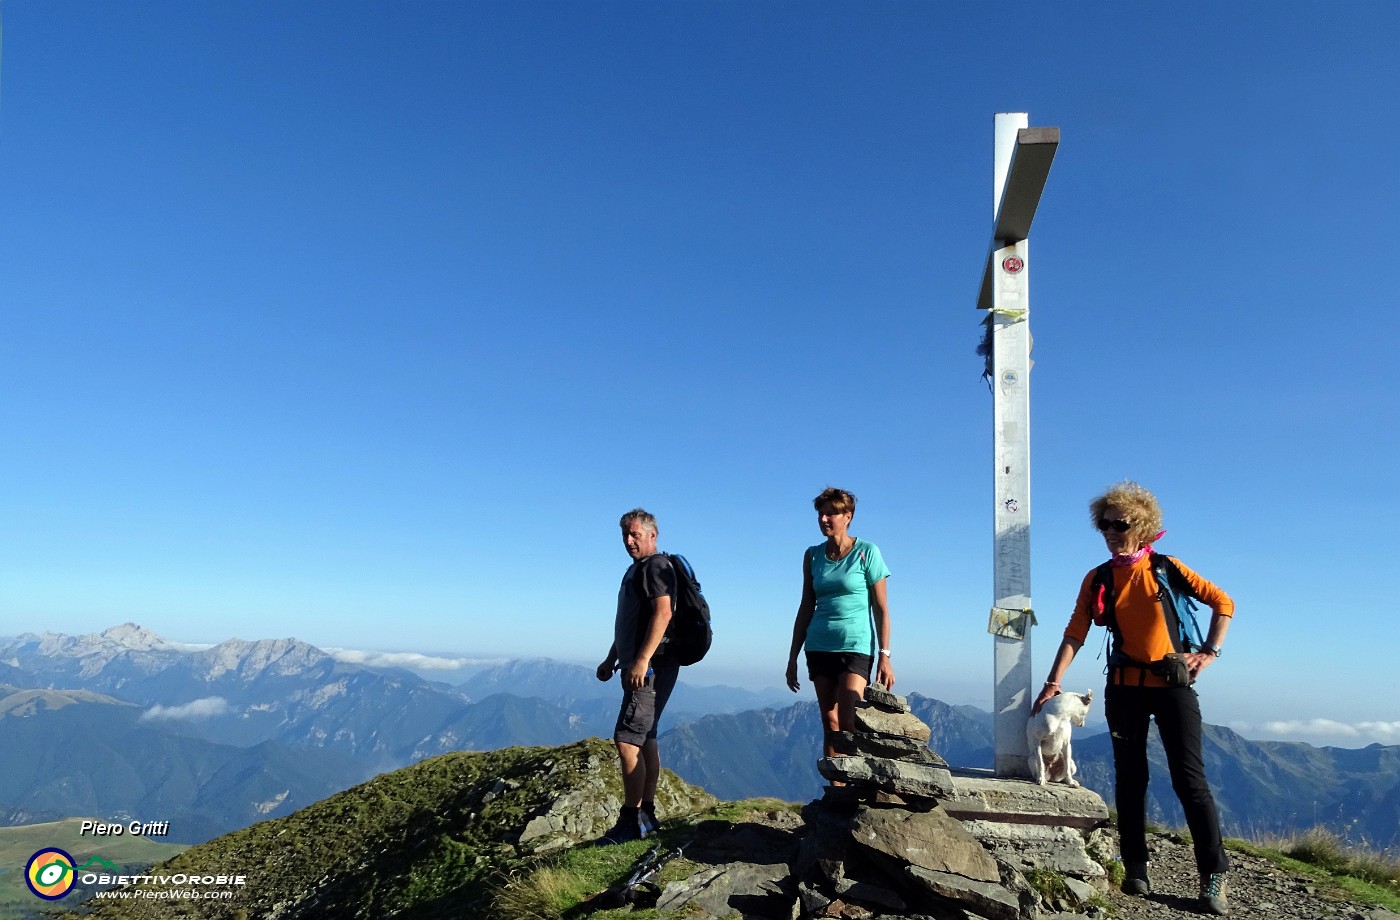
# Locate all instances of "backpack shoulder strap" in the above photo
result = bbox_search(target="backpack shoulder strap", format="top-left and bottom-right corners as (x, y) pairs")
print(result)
(1156, 554), (1197, 598)
(1152, 553), (1204, 651)
(655, 552), (678, 594)
(1149, 553), (1184, 654)
(667, 552), (695, 584)
(1090, 561), (1125, 667)
(1090, 561), (1115, 629)
(632, 553), (674, 599)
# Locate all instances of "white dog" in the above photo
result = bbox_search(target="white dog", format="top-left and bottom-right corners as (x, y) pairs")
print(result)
(1026, 690), (1094, 787)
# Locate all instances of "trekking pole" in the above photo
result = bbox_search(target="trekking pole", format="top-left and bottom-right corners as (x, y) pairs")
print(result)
(620, 836), (693, 903)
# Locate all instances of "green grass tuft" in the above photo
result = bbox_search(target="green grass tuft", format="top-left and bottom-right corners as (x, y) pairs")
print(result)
(1224, 827), (1400, 913)
(1024, 867), (1070, 902)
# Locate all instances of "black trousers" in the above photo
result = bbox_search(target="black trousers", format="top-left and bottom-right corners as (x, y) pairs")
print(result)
(1105, 682), (1229, 875)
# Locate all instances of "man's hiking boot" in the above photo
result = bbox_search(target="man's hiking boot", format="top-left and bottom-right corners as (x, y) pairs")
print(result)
(596, 809), (643, 847)
(639, 804), (660, 837)
(1121, 861), (1151, 896)
(1200, 871), (1229, 915)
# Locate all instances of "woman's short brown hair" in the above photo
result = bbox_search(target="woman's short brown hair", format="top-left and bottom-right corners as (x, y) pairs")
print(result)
(813, 487), (856, 517)
(1089, 481), (1162, 546)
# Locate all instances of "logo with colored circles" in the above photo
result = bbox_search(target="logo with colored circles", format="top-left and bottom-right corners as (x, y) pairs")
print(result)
(26, 848), (77, 900)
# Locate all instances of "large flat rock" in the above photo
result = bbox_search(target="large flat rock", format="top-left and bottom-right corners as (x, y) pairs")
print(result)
(905, 865), (1032, 920)
(854, 704), (931, 742)
(944, 770), (1109, 828)
(819, 755), (956, 799)
(862, 684), (910, 713)
(831, 729), (941, 765)
(960, 819), (1107, 879)
(820, 784), (940, 813)
(850, 805), (1000, 883)
(656, 861), (790, 916)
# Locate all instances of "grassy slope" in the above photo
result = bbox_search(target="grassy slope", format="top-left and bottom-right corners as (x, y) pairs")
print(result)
(46, 739), (712, 920)
(1225, 837), (1400, 913)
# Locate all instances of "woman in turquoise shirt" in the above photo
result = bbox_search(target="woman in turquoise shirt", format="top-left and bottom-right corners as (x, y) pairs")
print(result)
(785, 487), (895, 760)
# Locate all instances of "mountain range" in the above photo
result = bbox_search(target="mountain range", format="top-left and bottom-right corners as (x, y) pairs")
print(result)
(0, 687), (367, 842)
(1074, 723), (1400, 845)
(2, 623), (1397, 849)
(661, 692), (996, 802)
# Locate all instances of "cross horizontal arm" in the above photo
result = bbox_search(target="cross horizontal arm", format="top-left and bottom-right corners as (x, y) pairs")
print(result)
(975, 126), (1060, 310)
(993, 127), (1059, 244)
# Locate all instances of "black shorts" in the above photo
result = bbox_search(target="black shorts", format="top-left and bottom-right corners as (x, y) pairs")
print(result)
(613, 657), (681, 746)
(805, 650), (874, 682)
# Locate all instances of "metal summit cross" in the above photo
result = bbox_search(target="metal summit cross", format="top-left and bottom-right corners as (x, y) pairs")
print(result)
(977, 112), (1059, 777)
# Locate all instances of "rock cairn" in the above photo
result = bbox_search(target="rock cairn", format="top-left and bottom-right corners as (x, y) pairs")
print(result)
(791, 685), (1111, 920)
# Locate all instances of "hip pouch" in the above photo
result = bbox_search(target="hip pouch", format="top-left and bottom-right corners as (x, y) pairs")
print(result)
(1156, 653), (1192, 688)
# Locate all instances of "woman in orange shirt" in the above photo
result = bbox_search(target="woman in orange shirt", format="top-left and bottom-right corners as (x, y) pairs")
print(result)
(1033, 481), (1233, 916)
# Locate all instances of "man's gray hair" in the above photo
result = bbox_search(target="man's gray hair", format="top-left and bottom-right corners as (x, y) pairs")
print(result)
(619, 508), (658, 534)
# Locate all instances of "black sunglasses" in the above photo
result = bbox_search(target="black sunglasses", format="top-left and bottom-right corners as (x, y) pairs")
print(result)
(1097, 518), (1132, 534)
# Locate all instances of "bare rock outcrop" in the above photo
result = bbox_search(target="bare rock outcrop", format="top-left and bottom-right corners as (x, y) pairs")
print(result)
(658, 685), (1112, 919)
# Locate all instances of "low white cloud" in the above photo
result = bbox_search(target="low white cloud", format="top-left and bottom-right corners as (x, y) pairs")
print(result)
(1232, 718), (1400, 746)
(160, 641), (216, 653)
(326, 648), (499, 672)
(141, 697), (231, 722)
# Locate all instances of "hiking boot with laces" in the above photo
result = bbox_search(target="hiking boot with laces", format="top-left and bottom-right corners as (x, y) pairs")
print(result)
(1200, 871), (1229, 915)
(1121, 860), (1151, 896)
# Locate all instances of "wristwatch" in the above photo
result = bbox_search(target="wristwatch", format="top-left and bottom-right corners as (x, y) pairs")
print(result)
(1202, 642), (1222, 657)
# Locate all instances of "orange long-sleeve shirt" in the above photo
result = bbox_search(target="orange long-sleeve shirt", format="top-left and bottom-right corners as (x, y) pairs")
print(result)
(1065, 554), (1234, 688)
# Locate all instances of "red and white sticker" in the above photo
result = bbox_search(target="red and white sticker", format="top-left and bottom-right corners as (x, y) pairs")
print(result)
(1002, 256), (1024, 274)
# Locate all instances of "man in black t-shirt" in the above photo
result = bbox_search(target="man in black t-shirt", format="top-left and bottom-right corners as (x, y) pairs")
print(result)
(595, 508), (680, 845)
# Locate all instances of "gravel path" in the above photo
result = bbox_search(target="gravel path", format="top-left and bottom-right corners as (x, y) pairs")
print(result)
(1096, 832), (1400, 920)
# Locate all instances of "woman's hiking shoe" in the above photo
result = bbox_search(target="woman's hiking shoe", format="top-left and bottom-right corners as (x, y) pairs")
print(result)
(1121, 861), (1151, 896)
(1200, 872), (1229, 915)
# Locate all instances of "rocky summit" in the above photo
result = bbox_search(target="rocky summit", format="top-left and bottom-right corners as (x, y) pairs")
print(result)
(48, 691), (1398, 920)
(780, 685), (1109, 920)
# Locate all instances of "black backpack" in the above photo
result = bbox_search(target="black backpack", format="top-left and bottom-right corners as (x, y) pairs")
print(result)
(636, 553), (712, 666)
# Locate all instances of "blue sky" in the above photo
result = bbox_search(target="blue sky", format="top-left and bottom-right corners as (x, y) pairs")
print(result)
(2, 1), (1396, 747)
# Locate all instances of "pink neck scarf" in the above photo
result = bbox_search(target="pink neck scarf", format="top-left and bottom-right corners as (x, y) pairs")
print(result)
(1094, 531), (1167, 623)
(1109, 530), (1167, 567)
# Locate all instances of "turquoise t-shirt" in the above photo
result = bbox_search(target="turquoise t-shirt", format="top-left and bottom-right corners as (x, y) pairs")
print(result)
(804, 539), (891, 654)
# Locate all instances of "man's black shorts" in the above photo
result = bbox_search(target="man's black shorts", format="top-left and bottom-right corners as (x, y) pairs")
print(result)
(613, 657), (681, 746)
(805, 650), (874, 682)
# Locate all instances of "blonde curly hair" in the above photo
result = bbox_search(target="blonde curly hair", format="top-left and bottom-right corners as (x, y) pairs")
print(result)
(1089, 481), (1162, 547)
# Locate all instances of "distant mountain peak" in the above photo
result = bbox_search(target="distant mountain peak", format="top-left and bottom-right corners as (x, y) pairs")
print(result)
(0, 626), (338, 686)
(198, 636), (333, 679)
(96, 622), (169, 649)
(9, 623), (171, 657)
(0, 624), (177, 678)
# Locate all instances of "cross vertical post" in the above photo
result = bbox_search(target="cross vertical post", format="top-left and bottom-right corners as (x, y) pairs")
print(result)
(977, 112), (1059, 777)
